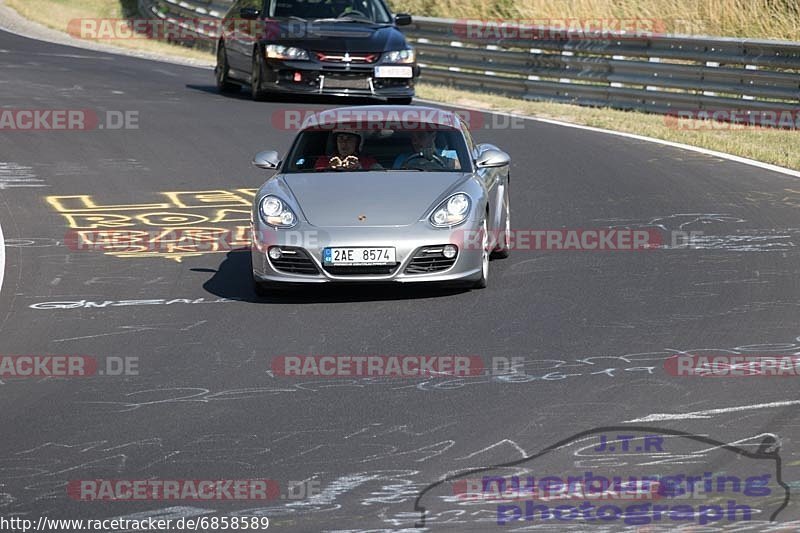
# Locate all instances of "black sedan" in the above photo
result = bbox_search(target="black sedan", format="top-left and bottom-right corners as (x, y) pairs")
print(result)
(215, 0), (418, 103)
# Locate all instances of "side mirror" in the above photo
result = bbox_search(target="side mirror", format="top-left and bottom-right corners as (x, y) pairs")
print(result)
(240, 7), (260, 20)
(475, 148), (510, 168)
(253, 150), (281, 170)
(394, 13), (412, 26)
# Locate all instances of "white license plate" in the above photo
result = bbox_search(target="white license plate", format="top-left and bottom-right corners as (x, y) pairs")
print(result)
(323, 247), (396, 265)
(374, 66), (413, 78)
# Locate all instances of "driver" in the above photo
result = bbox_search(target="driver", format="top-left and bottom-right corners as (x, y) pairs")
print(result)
(315, 130), (381, 170)
(393, 130), (458, 170)
(326, 0), (365, 18)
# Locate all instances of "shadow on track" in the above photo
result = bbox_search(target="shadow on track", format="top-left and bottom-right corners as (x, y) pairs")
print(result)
(199, 249), (469, 303)
(184, 84), (386, 106)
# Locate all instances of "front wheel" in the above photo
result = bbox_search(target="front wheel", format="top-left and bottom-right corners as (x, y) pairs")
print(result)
(215, 42), (240, 93)
(491, 182), (511, 259)
(251, 50), (268, 102)
(473, 218), (489, 289)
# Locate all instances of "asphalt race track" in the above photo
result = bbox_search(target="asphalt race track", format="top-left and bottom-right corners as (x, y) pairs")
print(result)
(1, 28), (799, 532)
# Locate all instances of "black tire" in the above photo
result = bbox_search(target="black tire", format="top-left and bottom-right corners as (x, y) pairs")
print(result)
(491, 182), (511, 259)
(387, 97), (412, 105)
(251, 50), (268, 102)
(215, 42), (240, 93)
(473, 218), (489, 289)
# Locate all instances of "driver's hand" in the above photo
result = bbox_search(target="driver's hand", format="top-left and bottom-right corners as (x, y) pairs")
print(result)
(329, 155), (360, 170)
(342, 155), (360, 169)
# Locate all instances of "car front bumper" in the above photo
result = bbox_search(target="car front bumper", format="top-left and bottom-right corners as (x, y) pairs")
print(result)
(260, 58), (417, 98)
(251, 221), (483, 285)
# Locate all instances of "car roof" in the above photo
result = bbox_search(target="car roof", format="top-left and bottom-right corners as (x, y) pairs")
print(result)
(297, 105), (464, 131)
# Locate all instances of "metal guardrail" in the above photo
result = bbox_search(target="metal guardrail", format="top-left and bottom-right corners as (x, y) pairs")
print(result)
(408, 18), (800, 117)
(137, 0), (229, 50)
(139, 0), (800, 120)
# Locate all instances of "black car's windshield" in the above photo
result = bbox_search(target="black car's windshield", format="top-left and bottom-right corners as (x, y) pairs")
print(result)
(283, 124), (471, 173)
(271, 0), (392, 24)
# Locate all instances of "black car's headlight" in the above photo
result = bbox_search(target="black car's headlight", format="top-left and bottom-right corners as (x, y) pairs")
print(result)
(265, 45), (309, 60)
(259, 196), (297, 228)
(430, 193), (471, 227)
(382, 49), (415, 64)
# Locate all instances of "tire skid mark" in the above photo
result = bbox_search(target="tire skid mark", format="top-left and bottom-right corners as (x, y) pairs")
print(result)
(0, 162), (46, 189)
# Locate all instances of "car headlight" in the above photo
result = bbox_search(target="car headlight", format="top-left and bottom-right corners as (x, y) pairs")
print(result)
(265, 44), (309, 60)
(382, 48), (415, 64)
(430, 193), (471, 227)
(259, 195), (297, 227)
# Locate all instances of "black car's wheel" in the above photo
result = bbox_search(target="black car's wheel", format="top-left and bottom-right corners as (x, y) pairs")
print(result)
(215, 42), (240, 93)
(491, 182), (511, 259)
(251, 50), (268, 102)
(387, 97), (412, 105)
(473, 218), (489, 289)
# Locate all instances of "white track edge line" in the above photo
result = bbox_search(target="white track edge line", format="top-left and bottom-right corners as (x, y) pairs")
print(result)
(624, 399), (800, 423)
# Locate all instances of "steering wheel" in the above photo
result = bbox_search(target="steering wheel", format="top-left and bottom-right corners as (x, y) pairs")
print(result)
(402, 153), (447, 170)
(338, 9), (369, 19)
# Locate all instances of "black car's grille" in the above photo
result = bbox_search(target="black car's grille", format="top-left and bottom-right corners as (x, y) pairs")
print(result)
(320, 75), (371, 90)
(323, 264), (399, 276)
(268, 247), (319, 275)
(404, 246), (457, 274)
(314, 52), (378, 64)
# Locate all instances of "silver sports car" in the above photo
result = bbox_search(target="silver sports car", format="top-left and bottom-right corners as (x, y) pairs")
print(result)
(250, 105), (511, 294)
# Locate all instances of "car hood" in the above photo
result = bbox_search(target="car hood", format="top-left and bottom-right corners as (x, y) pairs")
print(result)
(267, 23), (407, 53)
(283, 172), (469, 227)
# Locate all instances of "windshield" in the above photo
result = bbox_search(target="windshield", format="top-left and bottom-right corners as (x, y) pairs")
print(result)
(283, 125), (471, 173)
(270, 0), (392, 23)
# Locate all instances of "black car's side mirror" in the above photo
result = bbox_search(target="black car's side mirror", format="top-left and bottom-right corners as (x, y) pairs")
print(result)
(240, 7), (261, 19)
(394, 13), (412, 26)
